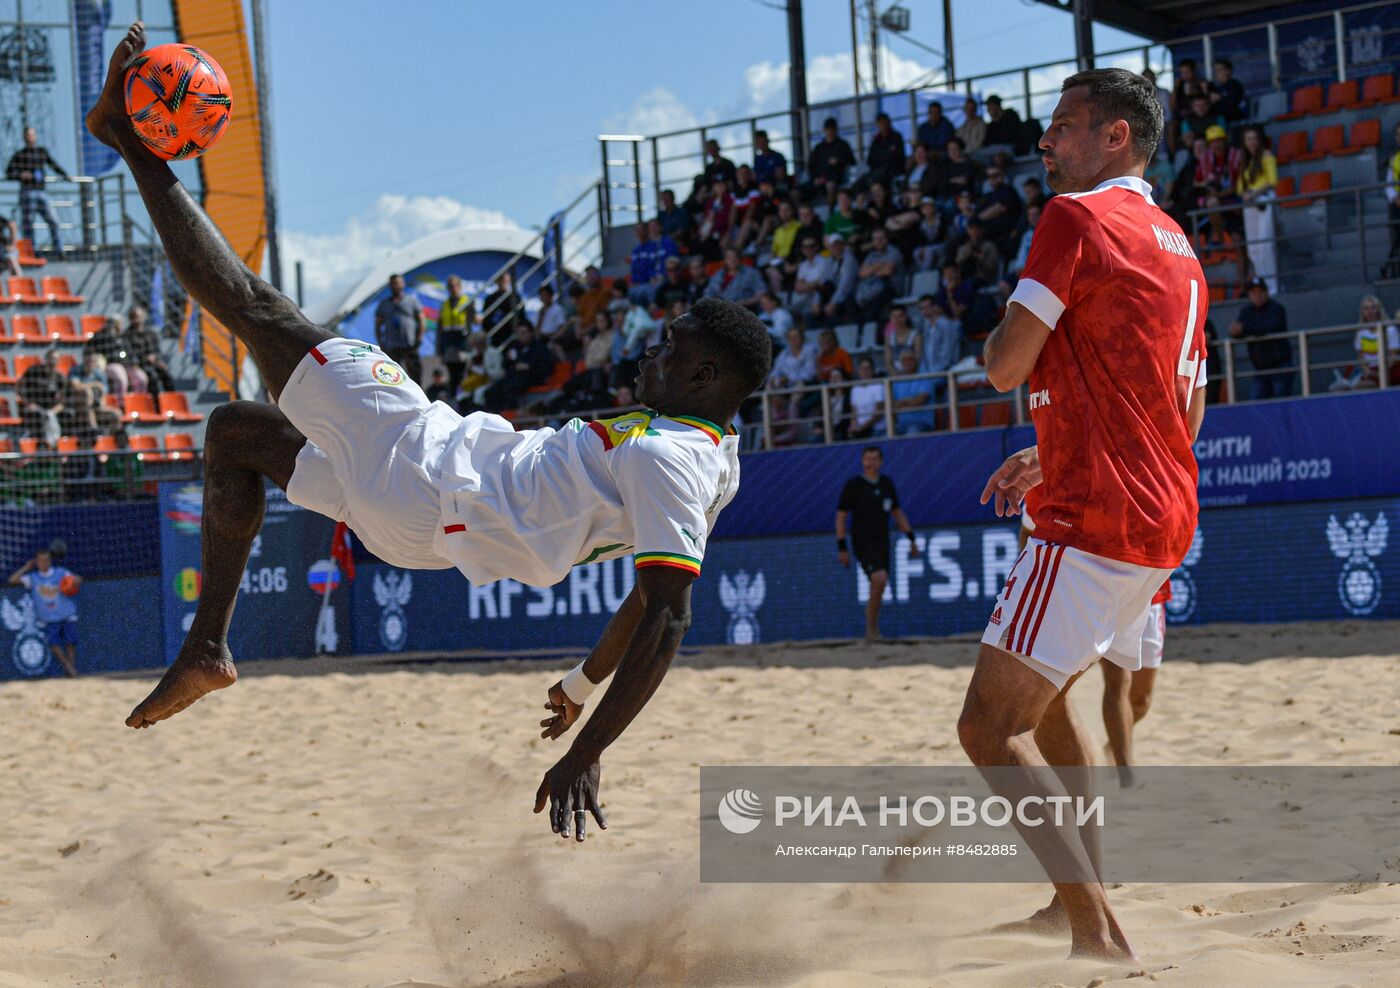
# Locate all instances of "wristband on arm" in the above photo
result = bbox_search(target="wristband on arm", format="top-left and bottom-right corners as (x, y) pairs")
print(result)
(837, 538), (848, 552)
(560, 662), (597, 705)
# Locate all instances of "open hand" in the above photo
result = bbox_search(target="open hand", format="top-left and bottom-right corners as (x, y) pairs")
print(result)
(533, 754), (606, 841)
(979, 446), (1041, 517)
(539, 681), (583, 740)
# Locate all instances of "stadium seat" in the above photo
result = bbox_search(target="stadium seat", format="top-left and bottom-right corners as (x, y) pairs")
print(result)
(0, 317), (13, 344)
(6, 277), (45, 305)
(1280, 171), (1332, 209)
(13, 239), (44, 267)
(13, 315), (47, 343)
(0, 438), (12, 454)
(526, 360), (576, 396)
(163, 432), (196, 462)
(128, 434), (159, 460)
(56, 436), (79, 455)
(80, 314), (106, 339)
(11, 354), (40, 380)
(0, 397), (20, 428)
(157, 391), (204, 423)
(122, 393), (160, 423)
(45, 315), (85, 343)
(0, 357), (14, 385)
(1274, 130), (1309, 165)
(1324, 80), (1359, 113)
(92, 434), (119, 463)
(103, 393), (121, 412)
(1276, 175), (1297, 199)
(18, 437), (39, 455)
(1297, 125), (1343, 161)
(1277, 84), (1323, 120)
(54, 354), (76, 376)
(0, 284), (12, 306)
(1341, 119), (1381, 154)
(1358, 72), (1398, 107)
(40, 277), (83, 305)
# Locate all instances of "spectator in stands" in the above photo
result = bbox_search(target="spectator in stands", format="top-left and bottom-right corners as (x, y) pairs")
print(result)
(917, 102), (955, 156)
(983, 95), (1022, 150)
(435, 275), (474, 398)
(757, 292), (795, 350)
(1236, 126), (1279, 294)
(885, 186), (927, 261)
(866, 113), (906, 188)
(1178, 92), (1222, 152)
(824, 365), (852, 440)
(1208, 58), (1248, 124)
(1143, 69), (1171, 157)
(424, 366), (451, 404)
(1383, 124), (1400, 280)
(938, 137), (983, 207)
(551, 310), (614, 413)
(615, 279), (657, 352)
(456, 331), (495, 410)
(125, 303), (174, 395)
(483, 318), (553, 412)
(1202, 319), (1223, 404)
(1229, 277), (1293, 399)
(653, 256), (689, 311)
(883, 305), (922, 373)
(1, 211), (19, 276)
(705, 247), (765, 308)
(628, 219), (679, 304)
(84, 314), (146, 401)
(5, 127), (69, 252)
(374, 274), (425, 382)
(535, 283), (570, 358)
(768, 325), (820, 442)
(1005, 203), (1041, 283)
(956, 98), (986, 154)
(889, 349), (935, 435)
(945, 190), (978, 252)
(816, 327), (853, 380)
(854, 228), (903, 322)
(481, 271), (522, 344)
(974, 165), (1022, 245)
(847, 356), (884, 439)
(788, 236), (834, 320)
(683, 255), (709, 305)
(655, 188), (693, 251)
(752, 129), (787, 186)
(904, 142), (936, 197)
(911, 196), (947, 272)
(17, 350), (62, 446)
(809, 117), (856, 203)
(1192, 125), (1242, 248)
(1171, 59), (1208, 123)
(1352, 295), (1400, 389)
(917, 295), (961, 376)
(697, 178), (735, 260)
(861, 181), (895, 238)
(765, 201), (803, 296)
(68, 350), (108, 406)
(956, 219), (1001, 285)
(821, 233), (860, 326)
(796, 201), (825, 250)
(727, 166), (762, 246)
(575, 266), (610, 335)
(702, 139), (737, 188)
(824, 189), (862, 243)
(934, 261), (975, 326)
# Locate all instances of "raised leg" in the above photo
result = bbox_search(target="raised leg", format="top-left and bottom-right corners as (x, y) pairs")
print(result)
(85, 22), (330, 398)
(959, 644), (1137, 962)
(126, 403), (305, 728)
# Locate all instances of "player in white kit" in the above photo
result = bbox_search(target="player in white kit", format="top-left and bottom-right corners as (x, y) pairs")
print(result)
(85, 22), (773, 840)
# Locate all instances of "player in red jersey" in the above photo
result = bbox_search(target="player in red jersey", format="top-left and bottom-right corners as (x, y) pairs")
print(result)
(957, 69), (1208, 962)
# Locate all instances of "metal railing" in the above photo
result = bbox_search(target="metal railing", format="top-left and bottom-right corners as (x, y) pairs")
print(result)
(0, 448), (202, 505)
(1184, 181), (1395, 294)
(597, 1), (1400, 230)
(0, 173), (133, 254)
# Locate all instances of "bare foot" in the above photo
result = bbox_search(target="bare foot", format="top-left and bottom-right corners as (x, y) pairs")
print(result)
(1069, 907), (1140, 963)
(84, 21), (148, 150)
(126, 639), (236, 729)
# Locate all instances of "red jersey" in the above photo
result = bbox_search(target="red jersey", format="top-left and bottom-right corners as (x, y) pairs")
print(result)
(1008, 176), (1207, 568)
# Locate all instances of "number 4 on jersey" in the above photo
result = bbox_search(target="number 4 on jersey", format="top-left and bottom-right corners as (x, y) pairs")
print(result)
(1177, 278), (1203, 391)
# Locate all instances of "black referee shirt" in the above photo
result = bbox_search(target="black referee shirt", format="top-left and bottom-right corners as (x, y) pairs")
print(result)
(838, 474), (899, 551)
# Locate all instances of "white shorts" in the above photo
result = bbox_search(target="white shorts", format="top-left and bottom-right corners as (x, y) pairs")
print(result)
(1140, 602), (1166, 670)
(981, 538), (1173, 691)
(280, 338), (456, 570)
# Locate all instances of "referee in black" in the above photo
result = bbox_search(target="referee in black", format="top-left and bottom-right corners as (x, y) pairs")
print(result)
(836, 446), (920, 640)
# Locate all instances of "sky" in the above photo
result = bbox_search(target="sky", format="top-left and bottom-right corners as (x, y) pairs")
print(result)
(255, 0), (1153, 307)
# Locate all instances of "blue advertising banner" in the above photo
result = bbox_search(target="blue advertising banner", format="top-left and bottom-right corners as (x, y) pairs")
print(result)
(0, 576), (160, 681)
(70, 0), (120, 177)
(346, 495), (1398, 656)
(724, 390), (1400, 538)
(157, 483), (351, 666)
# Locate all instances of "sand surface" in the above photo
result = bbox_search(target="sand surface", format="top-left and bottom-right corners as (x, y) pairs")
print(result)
(3, 620), (1399, 987)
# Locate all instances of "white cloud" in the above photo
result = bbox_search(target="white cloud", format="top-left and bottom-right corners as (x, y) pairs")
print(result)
(283, 194), (521, 307)
(743, 46), (942, 115)
(602, 87), (713, 138)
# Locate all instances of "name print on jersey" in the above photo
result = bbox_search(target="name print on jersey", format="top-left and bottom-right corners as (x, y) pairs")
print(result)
(1029, 389), (1051, 410)
(1152, 224), (1197, 259)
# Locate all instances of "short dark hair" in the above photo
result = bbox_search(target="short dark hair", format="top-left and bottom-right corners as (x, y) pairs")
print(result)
(388, 272), (403, 281)
(823, 116), (838, 129)
(1061, 67), (1163, 163)
(686, 298), (772, 399)
(875, 112), (890, 123)
(754, 129), (768, 140)
(862, 445), (882, 457)
(1213, 58), (1232, 71)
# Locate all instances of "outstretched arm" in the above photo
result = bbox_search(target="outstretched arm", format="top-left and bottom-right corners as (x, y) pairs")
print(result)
(533, 566), (693, 840)
(539, 585), (645, 739)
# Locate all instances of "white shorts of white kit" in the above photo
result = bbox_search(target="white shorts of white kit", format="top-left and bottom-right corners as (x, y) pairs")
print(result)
(981, 538), (1173, 691)
(1140, 602), (1166, 670)
(279, 338), (456, 571)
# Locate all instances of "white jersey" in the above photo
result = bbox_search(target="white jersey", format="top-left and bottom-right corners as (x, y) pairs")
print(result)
(434, 409), (741, 588)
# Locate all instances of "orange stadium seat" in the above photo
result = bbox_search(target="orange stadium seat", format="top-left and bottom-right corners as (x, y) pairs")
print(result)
(7, 277), (44, 305)
(79, 314), (106, 339)
(123, 393), (160, 423)
(11, 354), (40, 379)
(526, 360), (577, 396)
(18, 437), (39, 455)
(45, 315), (85, 344)
(1280, 171), (1332, 209)
(54, 354), (76, 376)
(103, 393), (121, 412)
(0, 317), (14, 344)
(13, 315), (48, 343)
(1298, 124), (1343, 161)
(13, 239), (44, 267)
(1276, 175), (1297, 199)
(157, 391), (203, 423)
(1277, 84), (1323, 120)
(1274, 130), (1309, 165)
(1358, 72), (1398, 107)
(0, 284), (13, 306)
(1324, 80), (1358, 113)
(56, 436), (79, 455)
(0, 357), (15, 385)
(0, 397), (20, 428)
(92, 434), (119, 462)
(0, 438), (13, 454)
(1341, 119), (1381, 154)
(163, 433), (196, 462)
(128, 434), (159, 460)
(40, 277), (83, 305)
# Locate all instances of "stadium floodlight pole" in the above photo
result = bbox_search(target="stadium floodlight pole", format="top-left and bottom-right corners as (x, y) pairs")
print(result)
(848, 0), (864, 157)
(942, 0), (955, 85)
(866, 0), (881, 95)
(786, 0), (808, 176)
(250, 0), (283, 291)
(1072, 0), (1096, 71)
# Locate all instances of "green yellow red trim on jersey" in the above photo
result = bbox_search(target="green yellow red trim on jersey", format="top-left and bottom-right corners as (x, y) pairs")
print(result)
(634, 551), (702, 575)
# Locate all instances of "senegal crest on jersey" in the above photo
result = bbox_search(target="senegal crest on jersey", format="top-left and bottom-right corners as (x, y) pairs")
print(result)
(584, 411), (659, 451)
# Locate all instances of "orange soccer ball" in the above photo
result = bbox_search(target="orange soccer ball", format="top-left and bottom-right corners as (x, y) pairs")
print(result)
(59, 574), (79, 597)
(123, 43), (233, 160)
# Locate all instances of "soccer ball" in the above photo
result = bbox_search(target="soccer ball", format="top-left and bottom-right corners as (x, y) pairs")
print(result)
(59, 574), (79, 597)
(123, 43), (232, 160)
